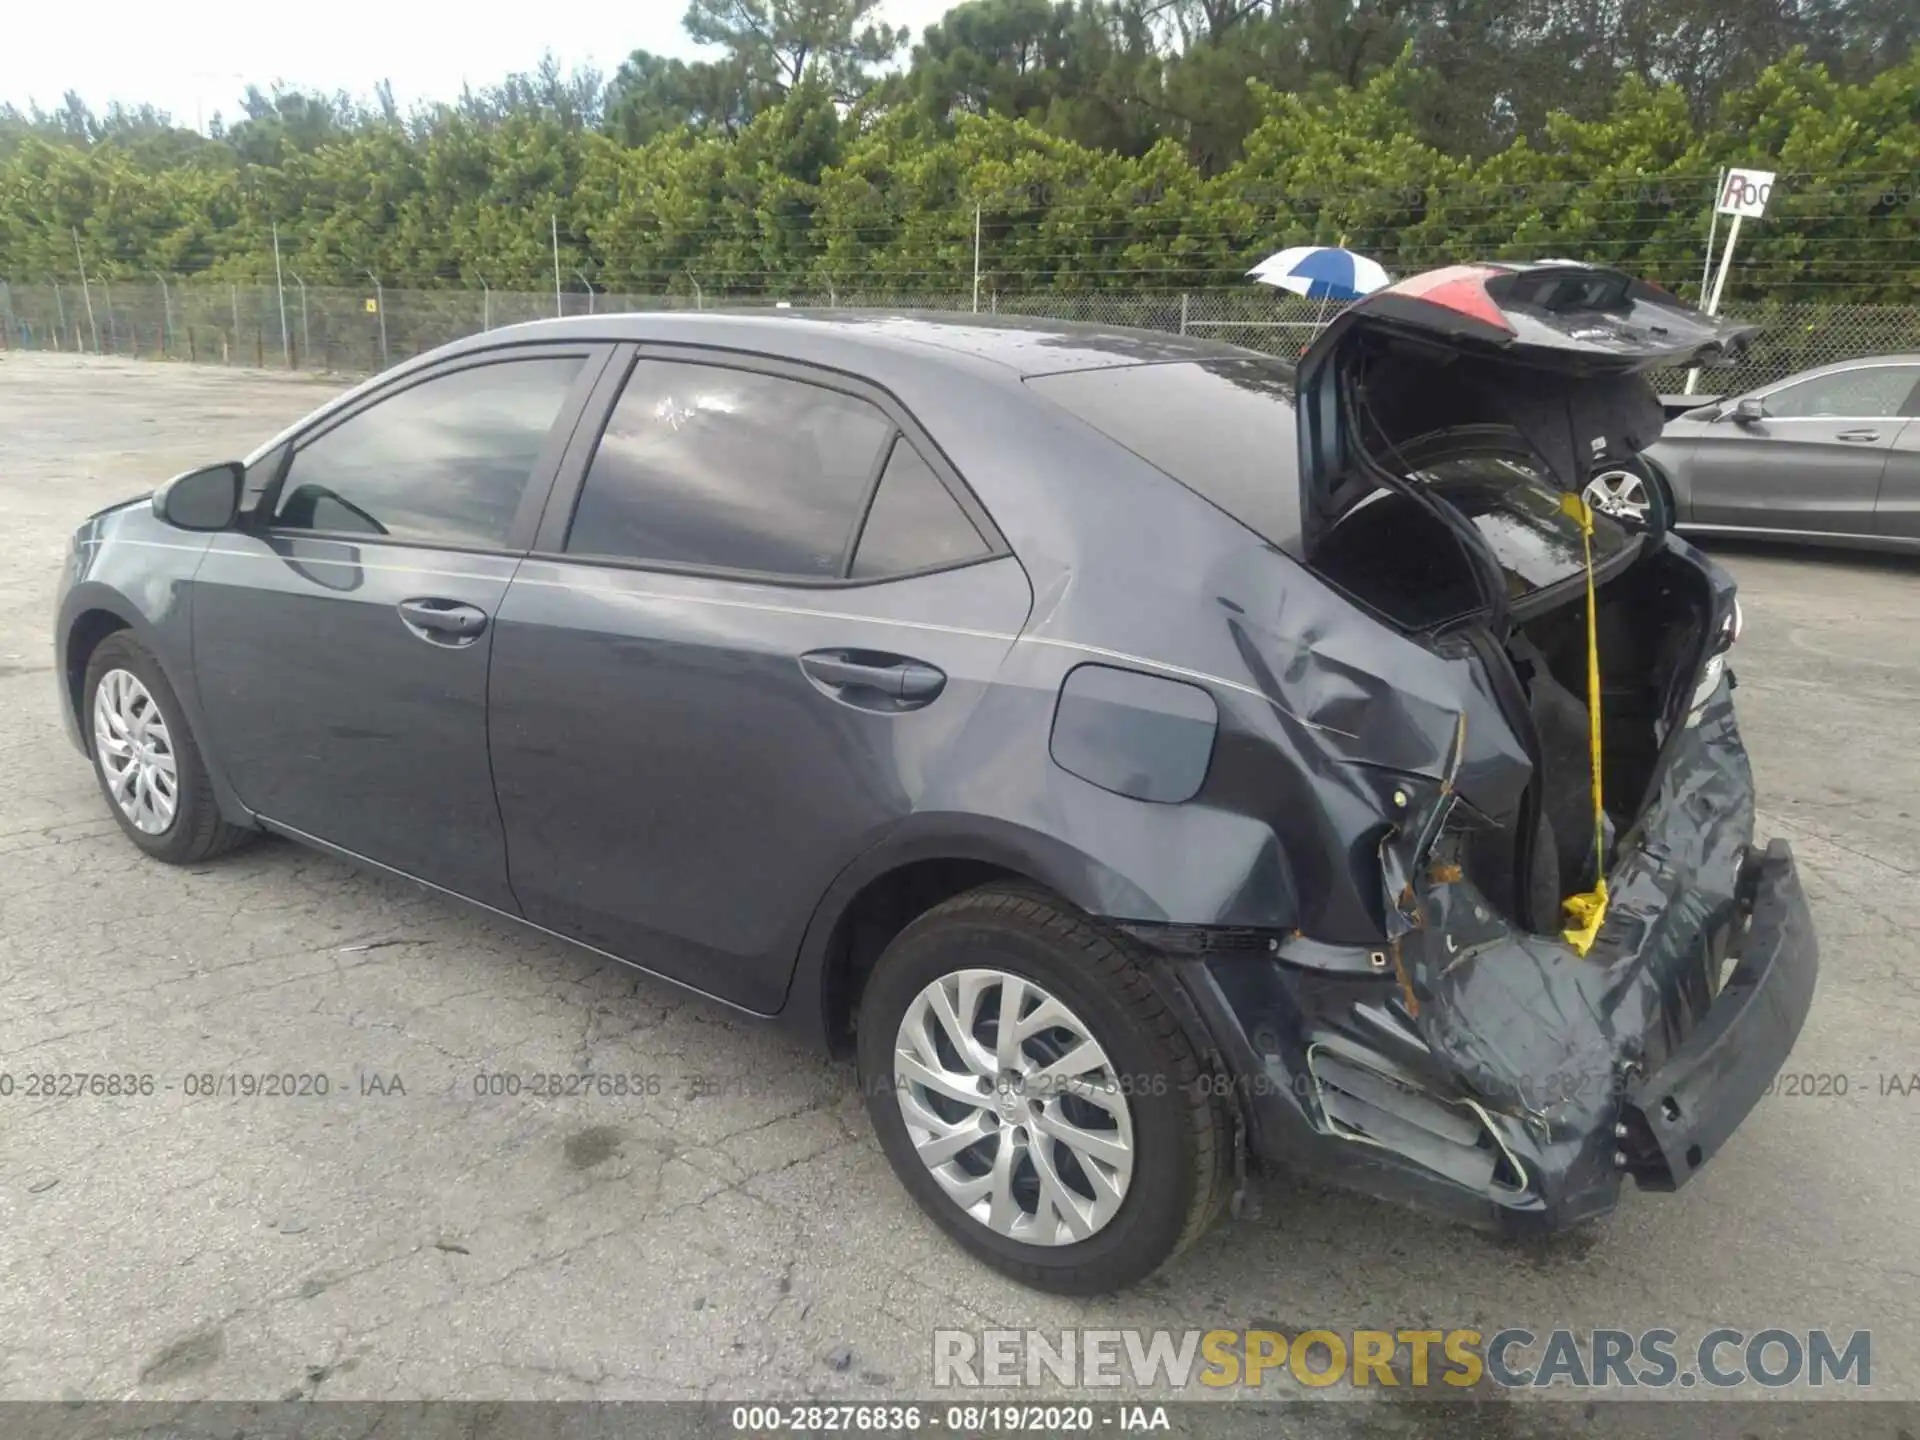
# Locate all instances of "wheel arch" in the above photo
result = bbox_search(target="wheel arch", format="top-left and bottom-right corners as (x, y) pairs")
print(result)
(1636, 451), (1684, 526)
(779, 817), (1161, 1057)
(58, 581), (257, 829)
(63, 604), (137, 751)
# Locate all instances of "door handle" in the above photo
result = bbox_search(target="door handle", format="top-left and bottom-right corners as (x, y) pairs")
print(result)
(397, 597), (490, 644)
(1836, 429), (1882, 443)
(800, 650), (946, 706)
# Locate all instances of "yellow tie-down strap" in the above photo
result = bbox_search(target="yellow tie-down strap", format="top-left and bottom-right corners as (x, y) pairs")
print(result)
(1558, 491), (1609, 956)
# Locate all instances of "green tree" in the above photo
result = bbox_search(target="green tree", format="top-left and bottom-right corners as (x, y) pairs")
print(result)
(683, 0), (908, 101)
(604, 52), (761, 142)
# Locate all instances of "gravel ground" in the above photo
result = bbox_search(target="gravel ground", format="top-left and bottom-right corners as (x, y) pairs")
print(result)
(1, 352), (1917, 1429)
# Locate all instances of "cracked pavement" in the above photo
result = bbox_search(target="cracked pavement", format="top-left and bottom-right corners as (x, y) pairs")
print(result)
(1, 352), (1917, 1415)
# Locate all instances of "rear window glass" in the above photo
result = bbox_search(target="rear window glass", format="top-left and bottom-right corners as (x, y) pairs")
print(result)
(1309, 441), (1635, 635)
(1402, 449), (1632, 599)
(1025, 359), (1301, 550)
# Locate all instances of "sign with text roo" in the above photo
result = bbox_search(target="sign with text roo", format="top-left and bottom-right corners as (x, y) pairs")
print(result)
(1717, 168), (1776, 218)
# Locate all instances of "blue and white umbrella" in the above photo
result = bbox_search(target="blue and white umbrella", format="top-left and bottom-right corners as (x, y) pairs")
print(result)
(1247, 246), (1391, 302)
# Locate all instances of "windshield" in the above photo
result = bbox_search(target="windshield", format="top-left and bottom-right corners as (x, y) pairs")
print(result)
(1025, 358), (1303, 552)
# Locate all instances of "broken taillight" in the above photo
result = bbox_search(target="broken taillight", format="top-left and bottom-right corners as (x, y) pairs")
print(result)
(1378, 265), (1514, 334)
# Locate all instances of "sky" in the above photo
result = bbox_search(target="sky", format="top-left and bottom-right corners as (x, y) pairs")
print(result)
(1, 0), (959, 130)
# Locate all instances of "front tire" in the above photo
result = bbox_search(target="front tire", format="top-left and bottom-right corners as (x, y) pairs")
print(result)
(857, 885), (1231, 1294)
(84, 633), (252, 864)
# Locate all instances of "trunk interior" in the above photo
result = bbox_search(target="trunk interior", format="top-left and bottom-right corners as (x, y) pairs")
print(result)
(1308, 341), (1718, 933)
(1506, 546), (1715, 903)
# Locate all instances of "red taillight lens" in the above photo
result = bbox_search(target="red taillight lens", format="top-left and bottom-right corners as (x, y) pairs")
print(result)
(1382, 265), (1514, 333)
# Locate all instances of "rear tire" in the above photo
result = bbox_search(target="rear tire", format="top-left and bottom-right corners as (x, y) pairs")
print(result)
(857, 884), (1231, 1294)
(83, 633), (253, 865)
(1583, 456), (1671, 536)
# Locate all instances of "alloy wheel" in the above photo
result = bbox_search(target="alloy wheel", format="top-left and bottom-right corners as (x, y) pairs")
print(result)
(1583, 468), (1652, 524)
(892, 967), (1134, 1245)
(93, 668), (178, 835)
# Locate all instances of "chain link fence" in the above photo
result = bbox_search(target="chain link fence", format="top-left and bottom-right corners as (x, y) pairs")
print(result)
(3, 279), (1915, 396)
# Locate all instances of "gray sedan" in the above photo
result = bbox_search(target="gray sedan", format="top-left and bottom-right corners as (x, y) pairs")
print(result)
(51, 271), (1817, 1293)
(1587, 354), (1920, 550)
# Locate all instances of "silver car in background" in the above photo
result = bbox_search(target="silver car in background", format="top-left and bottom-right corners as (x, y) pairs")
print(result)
(1586, 354), (1920, 551)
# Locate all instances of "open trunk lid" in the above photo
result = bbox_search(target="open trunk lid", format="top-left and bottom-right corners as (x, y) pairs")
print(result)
(1296, 262), (1760, 553)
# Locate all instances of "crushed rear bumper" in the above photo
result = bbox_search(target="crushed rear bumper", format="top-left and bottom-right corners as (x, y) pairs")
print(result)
(1137, 681), (1819, 1234)
(1622, 838), (1816, 1190)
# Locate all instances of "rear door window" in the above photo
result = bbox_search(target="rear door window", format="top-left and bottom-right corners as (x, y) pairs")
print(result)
(566, 360), (894, 578)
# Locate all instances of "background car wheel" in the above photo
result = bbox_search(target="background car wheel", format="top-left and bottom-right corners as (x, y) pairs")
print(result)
(857, 884), (1231, 1294)
(84, 633), (253, 864)
(1583, 458), (1670, 535)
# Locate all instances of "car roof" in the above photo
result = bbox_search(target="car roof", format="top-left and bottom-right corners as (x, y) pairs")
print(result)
(444, 308), (1268, 382)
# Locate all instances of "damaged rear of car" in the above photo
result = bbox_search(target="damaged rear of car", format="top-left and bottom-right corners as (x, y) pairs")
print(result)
(1028, 262), (1818, 1238)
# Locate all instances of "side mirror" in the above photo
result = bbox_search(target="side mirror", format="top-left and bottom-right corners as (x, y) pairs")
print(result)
(152, 462), (244, 531)
(1728, 397), (1765, 425)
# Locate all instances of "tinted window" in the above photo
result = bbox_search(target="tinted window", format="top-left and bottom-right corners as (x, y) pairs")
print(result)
(275, 357), (585, 547)
(1764, 366), (1919, 419)
(1403, 450), (1631, 596)
(1026, 358), (1301, 550)
(850, 439), (989, 578)
(568, 360), (895, 577)
(1312, 440), (1633, 631)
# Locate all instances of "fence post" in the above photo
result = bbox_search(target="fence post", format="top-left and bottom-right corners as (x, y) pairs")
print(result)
(272, 222), (292, 369)
(972, 203), (981, 314)
(290, 272), (310, 364)
(367, 271), (388, 367)
(72, 228), (100, 353)
(153, 272), (173, 357)
(1180, 293), (1189, 335)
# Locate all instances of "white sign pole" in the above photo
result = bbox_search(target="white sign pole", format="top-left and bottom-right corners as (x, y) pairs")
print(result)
(1703, 211), (1744, 319)
(1698, 167), (1725, 302)
(1684, 213), (1743, 397)
(1684, 166), (1772, 395)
